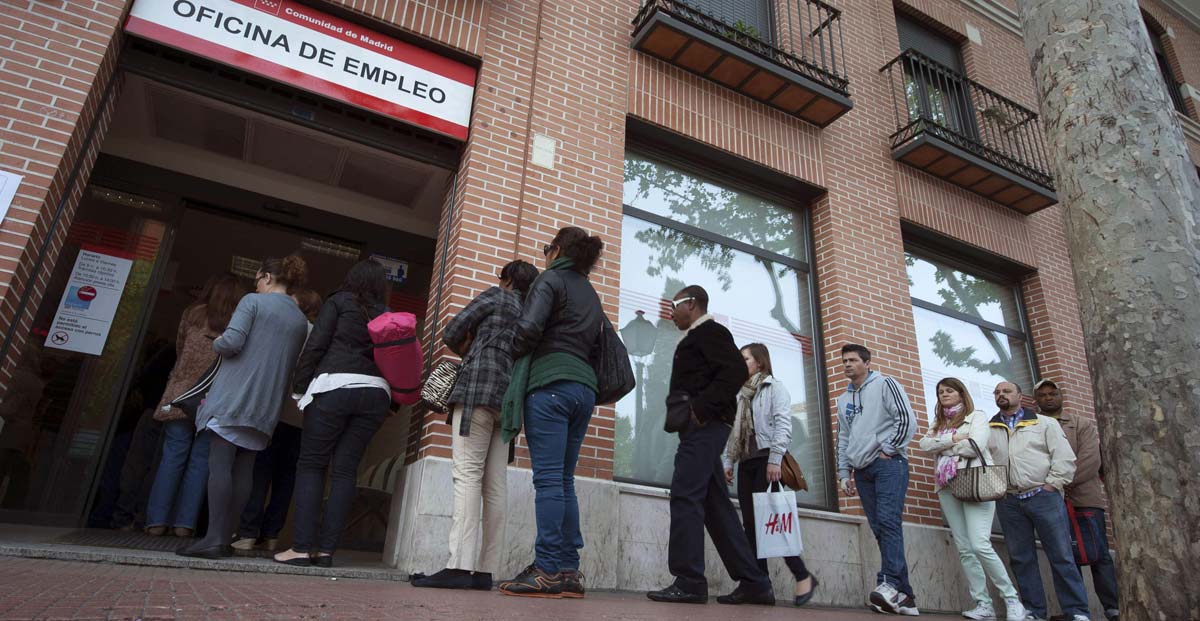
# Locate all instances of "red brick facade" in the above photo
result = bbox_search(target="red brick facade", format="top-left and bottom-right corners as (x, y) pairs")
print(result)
(2, 0), (1198, 527)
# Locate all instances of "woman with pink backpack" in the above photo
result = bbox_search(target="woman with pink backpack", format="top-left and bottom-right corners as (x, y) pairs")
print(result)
(274, 260), (391, 567)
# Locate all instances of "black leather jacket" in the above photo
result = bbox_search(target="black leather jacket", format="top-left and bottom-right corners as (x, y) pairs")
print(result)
(292, 291), (386, 393)
(512, 268), (603, 364)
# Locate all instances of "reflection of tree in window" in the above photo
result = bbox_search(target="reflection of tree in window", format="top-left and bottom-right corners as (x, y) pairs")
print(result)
(905, 72), (950, 128)
(624, 158), (805, 339)
(906, 254), (1018, 378)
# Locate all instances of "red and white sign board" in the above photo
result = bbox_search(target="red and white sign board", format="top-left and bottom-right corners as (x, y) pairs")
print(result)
(126, 0), (476, 140)
(45, 250), (134, 356)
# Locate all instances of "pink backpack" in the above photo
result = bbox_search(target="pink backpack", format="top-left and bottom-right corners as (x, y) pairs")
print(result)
(367, 312), (424, 405)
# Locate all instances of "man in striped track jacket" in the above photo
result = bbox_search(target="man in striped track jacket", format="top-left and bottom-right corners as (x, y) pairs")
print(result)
(835, 344), (919, 616)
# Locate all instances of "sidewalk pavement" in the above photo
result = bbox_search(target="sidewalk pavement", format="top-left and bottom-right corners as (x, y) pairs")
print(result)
(0, 557), (964, 620)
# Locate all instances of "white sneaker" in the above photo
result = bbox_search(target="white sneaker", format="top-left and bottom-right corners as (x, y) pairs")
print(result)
(1071, 616), (1091, 621)
(1003, 598), (1027, 621)
(963, 601), (996, 620)
(869, 583), (904, 614)
(896, 596), (921, 616)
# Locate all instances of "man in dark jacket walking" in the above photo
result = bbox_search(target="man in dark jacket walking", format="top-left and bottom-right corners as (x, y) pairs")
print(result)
(647, 285), (775, 606)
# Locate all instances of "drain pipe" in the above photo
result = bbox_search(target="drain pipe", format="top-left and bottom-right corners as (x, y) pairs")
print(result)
(424, 171), (457, 374)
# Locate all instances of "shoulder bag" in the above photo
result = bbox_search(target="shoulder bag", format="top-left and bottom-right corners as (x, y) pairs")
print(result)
(780, 452), (808, 492)
(946, 438), (1007, 502)
(593, 317), (636, 405)
(420, 322), (507, 413)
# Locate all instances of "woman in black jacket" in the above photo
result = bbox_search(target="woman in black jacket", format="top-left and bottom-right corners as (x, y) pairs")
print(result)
(273, 260), (390, 567)
(498, 226), (605, 598)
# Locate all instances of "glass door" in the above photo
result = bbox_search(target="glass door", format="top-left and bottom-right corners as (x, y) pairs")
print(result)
(0, 183), (176, 526)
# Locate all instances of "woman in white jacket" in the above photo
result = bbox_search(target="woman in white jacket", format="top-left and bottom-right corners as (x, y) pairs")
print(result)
(723, 343), (816, 607)
(919, 378), (1025, 621)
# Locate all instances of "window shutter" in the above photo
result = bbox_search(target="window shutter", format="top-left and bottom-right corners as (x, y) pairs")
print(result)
(896, 14), (964, 74)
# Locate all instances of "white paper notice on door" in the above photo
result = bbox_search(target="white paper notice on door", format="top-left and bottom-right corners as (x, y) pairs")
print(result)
(45, 250), (134, 356)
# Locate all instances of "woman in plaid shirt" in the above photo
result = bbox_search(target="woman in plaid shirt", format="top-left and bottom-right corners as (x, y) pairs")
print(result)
(412, 260), (538, 591)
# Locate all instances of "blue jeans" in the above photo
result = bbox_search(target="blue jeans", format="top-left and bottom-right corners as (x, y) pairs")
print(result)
(855, 456), (914, 599)
(523, 380), (595, 574)
(145, 419), (210, 529)
(997, 491), (1090, 618)
(1079, 506), (1119, 612)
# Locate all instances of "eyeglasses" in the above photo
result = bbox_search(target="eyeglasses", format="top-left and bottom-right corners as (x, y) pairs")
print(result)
(542, 244), (556, 257)
(671, 297), (695, 311)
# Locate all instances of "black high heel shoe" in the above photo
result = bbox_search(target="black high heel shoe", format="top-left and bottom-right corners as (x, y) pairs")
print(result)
(794, 575), (819, 607)
(312, 554), (333, 568)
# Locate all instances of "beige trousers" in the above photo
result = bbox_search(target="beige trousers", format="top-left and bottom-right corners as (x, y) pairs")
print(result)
(447, 405), (508, 573)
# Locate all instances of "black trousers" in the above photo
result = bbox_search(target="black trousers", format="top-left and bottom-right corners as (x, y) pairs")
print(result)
(668, 421), (770, 595)
(291, 388), (389, 554)
(736, 455), (810, 582)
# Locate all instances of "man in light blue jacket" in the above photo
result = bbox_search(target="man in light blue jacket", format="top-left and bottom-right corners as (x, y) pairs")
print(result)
(836, 344), (918, 616)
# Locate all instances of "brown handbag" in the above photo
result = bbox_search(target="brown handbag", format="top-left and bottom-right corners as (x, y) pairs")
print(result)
(781, 452), (808, 491)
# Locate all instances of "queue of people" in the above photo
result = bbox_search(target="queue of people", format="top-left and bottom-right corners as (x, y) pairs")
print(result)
(126, 223), (1118, 619)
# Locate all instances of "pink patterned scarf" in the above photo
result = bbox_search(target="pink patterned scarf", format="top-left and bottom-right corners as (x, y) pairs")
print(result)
(934, 404), (965, 489)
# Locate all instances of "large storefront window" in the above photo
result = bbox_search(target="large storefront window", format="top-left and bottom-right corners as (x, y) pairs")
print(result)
(907, 252), (1035, 425)
(615, 152), (830, 508)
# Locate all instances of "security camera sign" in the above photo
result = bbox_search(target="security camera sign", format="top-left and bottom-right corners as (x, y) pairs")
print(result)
(45, 250), (133, 356)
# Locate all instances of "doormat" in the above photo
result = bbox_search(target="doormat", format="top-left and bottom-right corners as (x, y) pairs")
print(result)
(53, 529), (188, 553)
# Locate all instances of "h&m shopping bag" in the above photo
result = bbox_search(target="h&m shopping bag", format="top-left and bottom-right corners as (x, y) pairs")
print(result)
(753, 482), (803, 559)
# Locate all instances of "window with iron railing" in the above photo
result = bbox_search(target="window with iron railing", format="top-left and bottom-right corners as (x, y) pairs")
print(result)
(897, 15), (977, 140)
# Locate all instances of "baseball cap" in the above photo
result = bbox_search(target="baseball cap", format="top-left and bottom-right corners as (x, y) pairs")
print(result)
(1033, 379), (1059, 391)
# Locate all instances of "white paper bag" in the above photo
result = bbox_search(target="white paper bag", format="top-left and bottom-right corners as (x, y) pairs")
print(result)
(753, 483), (803, 559)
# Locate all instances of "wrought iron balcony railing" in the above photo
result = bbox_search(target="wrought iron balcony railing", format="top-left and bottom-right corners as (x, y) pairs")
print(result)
(882, 49), (1057, 213)
(632, 0), (852, 127)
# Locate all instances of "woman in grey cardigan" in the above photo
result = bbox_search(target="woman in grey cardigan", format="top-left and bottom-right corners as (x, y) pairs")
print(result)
(178, 255), (309, 559)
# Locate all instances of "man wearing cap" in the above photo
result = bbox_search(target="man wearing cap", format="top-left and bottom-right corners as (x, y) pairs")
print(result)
(989, 381), (1089, 621)
(1035, 379), (1119, 621)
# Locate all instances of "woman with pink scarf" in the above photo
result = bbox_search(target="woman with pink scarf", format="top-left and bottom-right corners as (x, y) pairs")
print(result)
(918, 378), (1026, 621)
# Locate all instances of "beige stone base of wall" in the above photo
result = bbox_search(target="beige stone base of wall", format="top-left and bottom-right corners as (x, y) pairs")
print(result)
(384, 458), (1109, 615)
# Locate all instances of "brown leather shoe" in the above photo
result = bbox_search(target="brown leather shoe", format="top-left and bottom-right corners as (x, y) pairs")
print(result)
(498, 564), (562, 598)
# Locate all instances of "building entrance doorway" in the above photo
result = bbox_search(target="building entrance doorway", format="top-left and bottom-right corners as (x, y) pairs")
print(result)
(0, 70), (452, 563)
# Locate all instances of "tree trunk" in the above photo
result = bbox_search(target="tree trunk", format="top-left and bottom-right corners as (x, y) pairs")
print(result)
(1016, 1), (1200, 619)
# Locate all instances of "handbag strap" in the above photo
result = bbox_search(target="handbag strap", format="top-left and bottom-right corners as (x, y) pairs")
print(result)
(967, 438), (990, 468)
(461, 320), (508, 366)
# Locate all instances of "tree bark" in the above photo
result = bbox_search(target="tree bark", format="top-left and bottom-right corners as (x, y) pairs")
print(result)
(1016, 1), (1200, 619)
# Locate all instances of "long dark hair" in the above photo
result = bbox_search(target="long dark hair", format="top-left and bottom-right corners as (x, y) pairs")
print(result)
(501, 260), (539, 300)
(341, 260), (388, 315)
(550, 226), (604, 275)
(260, 254), (307, 292)
(200, 273), (244, 333)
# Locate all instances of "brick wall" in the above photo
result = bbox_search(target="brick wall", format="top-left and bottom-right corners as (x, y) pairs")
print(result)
(0, 2), (127, 393)
(2, 0), (1198, 528)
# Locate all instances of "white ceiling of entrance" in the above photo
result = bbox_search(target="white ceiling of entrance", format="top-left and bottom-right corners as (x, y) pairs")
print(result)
(101, 74), (450, 237)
